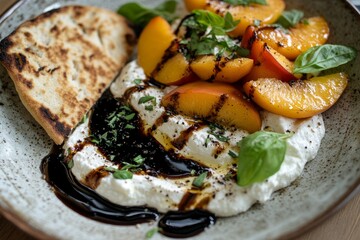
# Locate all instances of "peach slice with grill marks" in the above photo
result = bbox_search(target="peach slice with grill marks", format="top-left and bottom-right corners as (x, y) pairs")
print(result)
(162, 81), (261, 133)
(243, 38), (297, 82)
(184, 0), (285, 37)
(243, 73), (348, 118)
(190, 55), (254, 83)
(138, 16), (176, 76)
(152, 52), (197, 85)
(137, 16), (195, 85)
(256, 17), (330, 60)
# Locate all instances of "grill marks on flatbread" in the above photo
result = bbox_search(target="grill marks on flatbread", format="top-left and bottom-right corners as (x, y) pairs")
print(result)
(0, 5), (135, 144)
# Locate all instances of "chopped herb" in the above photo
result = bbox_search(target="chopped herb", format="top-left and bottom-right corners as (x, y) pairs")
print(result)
(207, 123), (230, 142)
(124, 113), (136, 121)
(190, 169), (196, 175)
(223, 0), (267, 6)
(113, 170), (133, 179)
(146, 227), (159, 239)
(133, 155), (146, 164)
(192, 172), (208, 188)
(67, 159), (74, 169)
(133, 78), (143, 85)
(91, 104), (137, 147)
(109, 155), (116, 161)
(204, 135), (211, 147)
(138, 95), (156, 104)
(80, 114), (88, 124)
(228, 150), (238, 158)
(125, 124), (135, 129)
(145, 105), (154, 111)
(104, 166), (118, 172)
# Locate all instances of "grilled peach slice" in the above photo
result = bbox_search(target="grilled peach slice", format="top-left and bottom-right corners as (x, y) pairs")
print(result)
(138, 16), (195, 85)
(244, 39), (297, 82)
(256, 17), (330, 60)
(152, 53), (196, 85)
(190, 55), (254, 83)
(184, 0), (285, 37)
(162, 81), (261, 133)
(137, 16), (176, 76)
(243, 73), (348, 118)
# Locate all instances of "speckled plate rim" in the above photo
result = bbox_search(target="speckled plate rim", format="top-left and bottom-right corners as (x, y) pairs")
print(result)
(0, 1), (359, 240)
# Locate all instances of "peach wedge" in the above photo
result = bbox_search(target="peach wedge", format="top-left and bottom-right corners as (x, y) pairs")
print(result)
(243, 39), (297, 82)
(162, 81), (261, 133)
(190, 55), (254, 83)
(256, 17), (329, 60)
(137, 16), (176, 76)
(152, 52), (196, 85)
(243, 73), (348, 118)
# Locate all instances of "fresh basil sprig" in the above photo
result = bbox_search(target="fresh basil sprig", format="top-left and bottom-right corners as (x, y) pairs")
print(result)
(237, 131), (291, 186)
(276, 9), (304, 29)
(293, 44), (358, 74)
(223, 0), (267, 6)
(117, 0), (177, 30)
(180, 10), (249, 59)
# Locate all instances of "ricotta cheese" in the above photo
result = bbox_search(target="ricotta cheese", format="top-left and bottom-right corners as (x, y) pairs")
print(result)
(64, 61), (325, 217)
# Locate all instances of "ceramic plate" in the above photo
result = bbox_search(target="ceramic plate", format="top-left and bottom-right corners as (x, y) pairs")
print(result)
(0, 0), (359, 239)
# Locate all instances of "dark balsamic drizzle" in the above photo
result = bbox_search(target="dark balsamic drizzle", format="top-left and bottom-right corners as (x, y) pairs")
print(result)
(159, 210), (216, 238)
(41, 90), (216, 237)
(41, 146), (159, 225)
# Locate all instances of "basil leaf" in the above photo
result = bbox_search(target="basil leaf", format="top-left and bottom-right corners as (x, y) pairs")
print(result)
(193, 10), (239, 34)
(146, 227), (159, 239)
(117, 0), (177, 29)
(293, 44), (357, 74)
(237, 131), (291, 186)
(67, 159), (74, 169)
(138, 95), (156, 104)
(113, 170), (133, 179)
(276, 9), (304, 29)
(223, 0), (267, 6)
(192, 172), (208, 188)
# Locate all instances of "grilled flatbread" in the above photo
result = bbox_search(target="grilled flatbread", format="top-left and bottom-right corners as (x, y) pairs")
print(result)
(0, 5), (135, 144)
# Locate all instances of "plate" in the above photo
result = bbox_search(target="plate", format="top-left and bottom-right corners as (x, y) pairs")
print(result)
(0, 0), (359, 239)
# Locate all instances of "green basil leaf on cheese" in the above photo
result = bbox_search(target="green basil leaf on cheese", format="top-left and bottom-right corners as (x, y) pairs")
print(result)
(237, 131), (291, 186)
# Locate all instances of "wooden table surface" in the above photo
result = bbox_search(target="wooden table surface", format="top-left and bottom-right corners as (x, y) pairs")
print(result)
(0, 192), (359, 240)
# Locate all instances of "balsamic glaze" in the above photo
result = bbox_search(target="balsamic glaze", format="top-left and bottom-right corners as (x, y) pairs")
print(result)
(89, 92), (207, 178)
(41, 91), (217, 237)
(159, 210), (216, 238)
(41, 146), (159, 225)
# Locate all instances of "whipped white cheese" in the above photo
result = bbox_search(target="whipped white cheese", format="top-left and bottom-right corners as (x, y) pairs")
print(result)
(64, 61), (325, 217)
